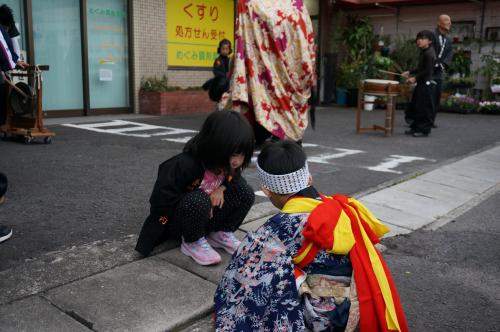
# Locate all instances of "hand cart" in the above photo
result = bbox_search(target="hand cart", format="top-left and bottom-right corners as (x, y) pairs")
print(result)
(0, 65), (55, 144)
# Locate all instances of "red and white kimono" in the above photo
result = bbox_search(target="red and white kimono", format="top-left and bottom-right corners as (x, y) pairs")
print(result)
(231, 0), (316, 141)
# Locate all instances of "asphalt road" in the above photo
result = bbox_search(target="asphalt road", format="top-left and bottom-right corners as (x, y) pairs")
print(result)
(1, 107), (500, 273)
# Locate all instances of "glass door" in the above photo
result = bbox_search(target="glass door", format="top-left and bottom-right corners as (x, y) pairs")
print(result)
(86, 0), (129, 109)
(32, 0), (84, 111)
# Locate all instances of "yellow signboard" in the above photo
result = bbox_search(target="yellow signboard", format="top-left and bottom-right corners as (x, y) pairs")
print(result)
(167, 0), (235, 67)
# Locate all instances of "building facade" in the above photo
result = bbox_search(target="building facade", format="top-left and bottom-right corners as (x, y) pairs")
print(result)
(7, 0), (498, 117)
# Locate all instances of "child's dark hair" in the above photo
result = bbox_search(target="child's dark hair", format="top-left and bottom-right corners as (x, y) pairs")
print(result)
(185, 111), (254, 174)
(258, 140), (306, 175)
(416, 30), (434, 42)
(217, 39), (232, 55)
(0, 5), (15, 29)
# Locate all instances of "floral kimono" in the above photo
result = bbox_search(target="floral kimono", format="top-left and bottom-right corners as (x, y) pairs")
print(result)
(230, 0), (316, 141)
(214, 188), (409, 332)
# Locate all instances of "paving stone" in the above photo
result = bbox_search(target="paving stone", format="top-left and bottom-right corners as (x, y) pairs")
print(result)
(0, 296), (90, 332)
(359, 199), (434, 230)
(157, 231), (246, 285)
(418, 170), (495, 194)
(361, 188), (452, 221)
(444, 159), (500, 182)
(393, 179), (476, 207)
(44, 258), (216, 332)
(475, 147), (500, 164)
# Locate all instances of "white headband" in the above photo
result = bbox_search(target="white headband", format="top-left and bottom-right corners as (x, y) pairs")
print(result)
(256, 162), (310, 194)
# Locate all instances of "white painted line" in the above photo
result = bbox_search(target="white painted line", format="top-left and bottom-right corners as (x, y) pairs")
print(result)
(302, 143), (319, 147)
(106, 124), (169, 133)
(307, 148), (365, 164)
(63, 120), (132, 128)
(162, 136), (193, 143)
(255, 191), (267, 197)
(366, 155), (427, 174)
(62, 120), (197, 138)
(151, 129), (197, 136)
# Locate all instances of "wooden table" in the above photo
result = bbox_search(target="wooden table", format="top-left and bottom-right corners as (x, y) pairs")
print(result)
(356, 79), (400, 137)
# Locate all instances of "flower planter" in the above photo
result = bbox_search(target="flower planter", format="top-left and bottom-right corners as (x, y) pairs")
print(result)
(139, 90), (213, 115)
(478, 101), (500, 115)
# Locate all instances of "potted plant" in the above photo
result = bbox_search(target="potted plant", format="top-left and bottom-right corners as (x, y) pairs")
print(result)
(389, 34), (419, 74)
(477, 52), (500, 98)
(139, 75), (213, 115)
(447, 76), (476, 89)
(490, 77), (500, 93)
(448, 48), (472, 79)
(440, 95), (478, 114)
(337, 62), (363, 107)
(478, 101), (500, 114)
(335, 16), (375, 107)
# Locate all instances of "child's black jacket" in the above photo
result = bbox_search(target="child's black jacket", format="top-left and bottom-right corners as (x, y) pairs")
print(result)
(135, 152), (243, 256)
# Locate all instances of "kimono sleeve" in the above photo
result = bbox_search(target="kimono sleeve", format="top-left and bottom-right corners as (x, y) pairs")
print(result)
(214, 227), (306, 331)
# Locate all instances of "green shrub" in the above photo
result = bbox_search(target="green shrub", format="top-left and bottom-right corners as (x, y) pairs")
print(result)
(140, 75), (169, 92)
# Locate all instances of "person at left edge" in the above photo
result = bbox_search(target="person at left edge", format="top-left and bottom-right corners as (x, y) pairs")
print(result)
(0, 22), (28, 126)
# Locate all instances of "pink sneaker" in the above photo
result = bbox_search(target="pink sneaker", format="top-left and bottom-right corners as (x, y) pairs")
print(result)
(207, 231), (241, 255)
(181, 237), (222, 266)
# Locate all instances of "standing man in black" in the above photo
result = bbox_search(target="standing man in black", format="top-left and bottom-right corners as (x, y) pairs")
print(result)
(402, 30), (437, 137)
(432, 14), (453, 128)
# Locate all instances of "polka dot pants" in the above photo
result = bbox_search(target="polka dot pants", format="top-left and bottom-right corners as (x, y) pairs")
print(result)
(168, 181), (255, 243)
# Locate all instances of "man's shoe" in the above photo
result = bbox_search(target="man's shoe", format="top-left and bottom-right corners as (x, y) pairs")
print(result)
(412, 132), (429, 137)
(0, 226), (12, 243)
(404, 129), (415, 135)
(181, 237), (222, 265)
(432, 124), (438, 128)
(207, 231), (241, 255)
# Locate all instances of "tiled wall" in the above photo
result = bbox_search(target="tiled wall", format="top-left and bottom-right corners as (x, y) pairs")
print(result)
(131, 1), (213, 113)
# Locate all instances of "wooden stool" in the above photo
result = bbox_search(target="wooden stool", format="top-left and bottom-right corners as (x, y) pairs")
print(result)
(356, 79), (400, 137)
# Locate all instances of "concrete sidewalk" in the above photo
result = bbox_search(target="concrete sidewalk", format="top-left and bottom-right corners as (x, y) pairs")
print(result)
(1, 144), (499, 331)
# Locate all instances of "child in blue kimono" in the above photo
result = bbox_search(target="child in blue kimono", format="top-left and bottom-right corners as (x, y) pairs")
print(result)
(214, 141), (408, 332)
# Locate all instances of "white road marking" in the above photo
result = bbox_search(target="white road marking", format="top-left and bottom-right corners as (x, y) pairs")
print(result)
(367, 155), (427, 174)
(62, 120), (197, 138)
(307, 148), (365, 164)
(162, 136), (193, 143)
(255, 191), (267, 197)
(62, 120), (433, 175)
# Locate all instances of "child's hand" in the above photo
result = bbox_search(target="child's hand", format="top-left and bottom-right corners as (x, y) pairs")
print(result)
(210, 185), (226, 208)
(401, 71), (410, 78)
(407, 77), (416, 84)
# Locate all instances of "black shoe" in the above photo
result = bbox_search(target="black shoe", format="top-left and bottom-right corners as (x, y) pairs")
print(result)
(412, 132), (429, 137)
(404, 129), (415, 135)
(432, 124), (438, 128)
(0, 225), (12, 243)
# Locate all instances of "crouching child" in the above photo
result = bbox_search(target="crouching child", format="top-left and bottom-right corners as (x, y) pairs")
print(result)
(214, 140), (408, 332)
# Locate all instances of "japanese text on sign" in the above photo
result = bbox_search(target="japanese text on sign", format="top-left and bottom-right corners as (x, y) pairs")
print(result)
(167, 0), (234, 67)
